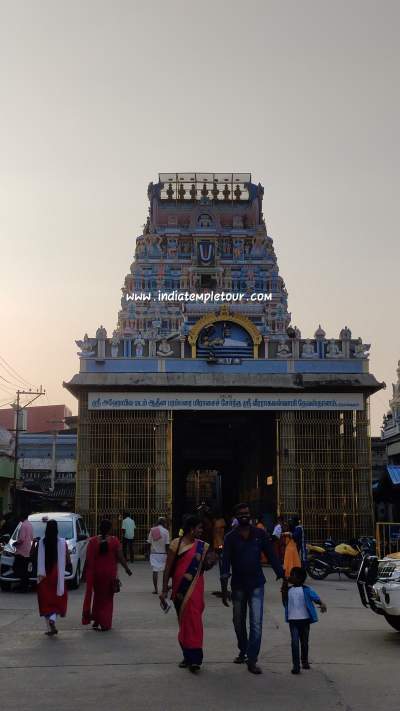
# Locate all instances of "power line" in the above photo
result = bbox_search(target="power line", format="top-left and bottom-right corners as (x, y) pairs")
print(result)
(0, 354), (36, 389)
(0, 384), (15, 396)
(0, 374), (26, 389)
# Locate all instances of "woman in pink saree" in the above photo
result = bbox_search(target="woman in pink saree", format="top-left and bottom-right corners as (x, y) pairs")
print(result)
(160, 515), (214, 673)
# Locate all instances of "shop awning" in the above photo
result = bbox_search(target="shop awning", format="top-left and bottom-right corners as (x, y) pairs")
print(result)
(387, 465), (400, 486)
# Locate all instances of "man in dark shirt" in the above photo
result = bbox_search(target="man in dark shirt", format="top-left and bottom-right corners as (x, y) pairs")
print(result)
(221, 502), (285, 675)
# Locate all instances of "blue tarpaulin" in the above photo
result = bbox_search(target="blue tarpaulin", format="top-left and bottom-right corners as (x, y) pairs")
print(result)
(387, 465), (400, 486)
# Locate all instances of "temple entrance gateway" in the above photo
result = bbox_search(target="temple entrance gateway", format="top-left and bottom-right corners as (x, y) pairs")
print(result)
(172, 411), (277, 530)
(75, 395), (373, 550)
(66, 172), (383, 551)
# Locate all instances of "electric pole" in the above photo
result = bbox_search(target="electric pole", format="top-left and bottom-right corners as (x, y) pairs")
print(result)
(12, 386), (46, 512)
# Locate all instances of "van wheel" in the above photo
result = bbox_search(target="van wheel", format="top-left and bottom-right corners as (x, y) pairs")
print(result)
(70, 562), (81, 590)
(0, 581), (11, 592)
(384, 614), (400, 631)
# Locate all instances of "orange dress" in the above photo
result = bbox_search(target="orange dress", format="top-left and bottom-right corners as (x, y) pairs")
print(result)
(283, 534), (301, 577)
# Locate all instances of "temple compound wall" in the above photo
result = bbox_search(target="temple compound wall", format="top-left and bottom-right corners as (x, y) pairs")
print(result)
(65, 173), (383, 547)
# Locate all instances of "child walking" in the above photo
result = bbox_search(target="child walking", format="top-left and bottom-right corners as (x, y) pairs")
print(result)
(282, 566), (327, 674)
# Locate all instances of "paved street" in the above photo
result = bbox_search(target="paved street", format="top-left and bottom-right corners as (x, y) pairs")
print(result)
(1, 563), (399, 711)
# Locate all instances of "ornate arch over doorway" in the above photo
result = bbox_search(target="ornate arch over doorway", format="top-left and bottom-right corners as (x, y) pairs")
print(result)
(188, 305), (262, 358)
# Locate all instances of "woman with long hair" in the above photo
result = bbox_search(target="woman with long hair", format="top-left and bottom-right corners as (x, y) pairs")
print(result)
(37, 519), (70, 636)
(160, 515), (215, 673)
(82, 519), (132, 631)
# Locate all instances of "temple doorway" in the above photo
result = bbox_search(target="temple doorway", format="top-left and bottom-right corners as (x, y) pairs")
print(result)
(172, 411), (277, 533)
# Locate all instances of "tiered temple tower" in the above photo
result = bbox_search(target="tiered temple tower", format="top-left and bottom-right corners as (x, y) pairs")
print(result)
(116, 173), (290, 360)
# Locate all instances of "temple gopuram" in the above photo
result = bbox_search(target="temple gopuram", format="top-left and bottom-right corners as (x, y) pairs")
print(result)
(65, 173), (384, 548)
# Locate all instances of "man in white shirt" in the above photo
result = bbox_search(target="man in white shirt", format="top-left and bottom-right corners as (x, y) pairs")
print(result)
(147, 517), (170, 594)
(122, 511), (136, 563)
(272, 516), (283, 539)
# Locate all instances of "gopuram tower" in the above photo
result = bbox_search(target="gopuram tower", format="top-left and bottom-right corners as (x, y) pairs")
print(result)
(65, 173), (383, 549)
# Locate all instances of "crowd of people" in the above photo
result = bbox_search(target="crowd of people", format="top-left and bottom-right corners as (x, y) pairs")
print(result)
(2, 505), (326, 674)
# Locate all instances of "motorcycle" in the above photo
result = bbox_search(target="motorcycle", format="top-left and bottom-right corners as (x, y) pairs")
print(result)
(306, 537), (375, 580)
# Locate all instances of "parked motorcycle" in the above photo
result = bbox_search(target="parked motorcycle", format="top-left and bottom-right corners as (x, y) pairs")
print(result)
(306, 537), (375, 580)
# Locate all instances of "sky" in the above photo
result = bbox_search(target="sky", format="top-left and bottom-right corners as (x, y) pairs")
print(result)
(0, 0), (398, 434)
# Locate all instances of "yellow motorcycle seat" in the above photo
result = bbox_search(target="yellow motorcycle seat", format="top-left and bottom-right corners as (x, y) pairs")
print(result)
(335, 543), (359, 556)
(307, 544), (325, 554)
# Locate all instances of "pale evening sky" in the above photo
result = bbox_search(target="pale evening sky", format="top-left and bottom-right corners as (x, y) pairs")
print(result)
(0, 0), (398, 434)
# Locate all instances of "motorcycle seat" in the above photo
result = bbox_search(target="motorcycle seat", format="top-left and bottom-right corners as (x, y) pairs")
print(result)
(334, 543), (359, 556)
(307, 544), (325, 554)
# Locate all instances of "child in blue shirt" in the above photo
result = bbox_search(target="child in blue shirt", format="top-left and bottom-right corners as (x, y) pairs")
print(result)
(282, 566), (327, 674)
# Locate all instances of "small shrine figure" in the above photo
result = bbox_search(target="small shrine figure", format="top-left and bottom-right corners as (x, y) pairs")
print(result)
(146, 234), (162, 257)
(246, 267), (255, 289)
(339, 325), (352, 340)
(294, 326), (301, 339)
(393, 361), (400, 400)
(250, 231), (267, 258)
(147, 328), (157, 357)
(96, 325), (107, 341)
(277, 338), (291, 358)
(156, 264), (165, 287)
(233, 238), (244, 260)
(157, 338), (174, 357)
(354, 338), (370, 359)
(134, 332), (145, 358)
(167, 238), (178, 259)
(180, 267), (190, 289)
(326, 339), (344, 359)
(111, 330), (120, 358)
(135, 236), (145, 258)
(223, 268), (232, 290)
(76, 333), (96, 357)
(301, 339), (318, 359)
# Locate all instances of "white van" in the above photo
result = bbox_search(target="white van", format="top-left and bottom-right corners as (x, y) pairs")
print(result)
(0, 512), (89, 591)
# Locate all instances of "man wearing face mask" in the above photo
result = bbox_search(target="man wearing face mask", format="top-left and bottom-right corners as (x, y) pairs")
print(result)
(221, 502), (285, 675)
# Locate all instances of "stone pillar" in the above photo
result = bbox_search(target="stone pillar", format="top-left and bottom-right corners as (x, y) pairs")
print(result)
(96, 326), (107, 359)
(292, 338), (300, 359)
(263, 336), (269, 359)
(179, 336), (186, 359)
(341, 339), (350, 358)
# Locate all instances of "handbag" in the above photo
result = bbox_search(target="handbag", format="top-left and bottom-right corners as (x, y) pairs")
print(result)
(112, 578), (122, 594)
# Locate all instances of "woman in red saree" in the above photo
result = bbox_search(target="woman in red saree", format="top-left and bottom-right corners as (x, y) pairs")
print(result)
(160, 515), (214, 673)
(82, 519), (132, 631)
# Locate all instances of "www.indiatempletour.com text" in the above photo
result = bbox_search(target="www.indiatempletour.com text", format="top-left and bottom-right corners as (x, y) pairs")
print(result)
(125, 291), (273, 303)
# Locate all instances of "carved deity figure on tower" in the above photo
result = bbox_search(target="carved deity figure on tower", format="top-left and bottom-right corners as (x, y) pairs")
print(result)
(277, 338), (291, 358)
(301, 339), (318, 359)
(134, 332), (145, 358)
(326, 339), (344, 359)
(157, 338), (174, 357)
(354, 338), (370, 359)
(111, 330), (120, 358)
(339, 326), (352, 340)
(250, 230), (268, 258)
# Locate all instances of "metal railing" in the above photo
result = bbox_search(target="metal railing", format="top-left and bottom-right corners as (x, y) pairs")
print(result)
(277, 408), (373, 543)
(376, 522), (400, 558)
